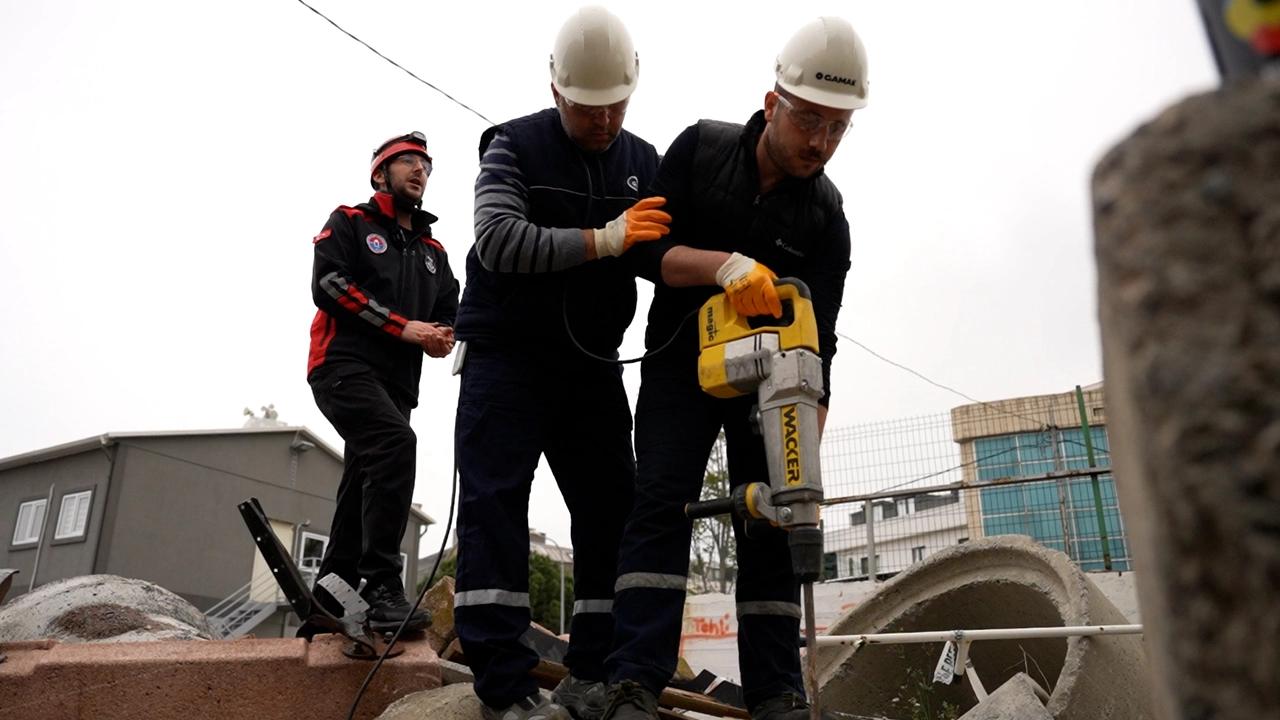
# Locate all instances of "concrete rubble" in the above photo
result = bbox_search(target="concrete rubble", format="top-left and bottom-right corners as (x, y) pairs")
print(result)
(0, 574), (213, 643)
(375, 682), (483, 720)
(957, 674), (1052, 720)
(815, 535), (1150, 719)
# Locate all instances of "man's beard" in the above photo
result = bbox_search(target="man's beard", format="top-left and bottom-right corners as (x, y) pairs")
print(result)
(765, 129), (825, 179)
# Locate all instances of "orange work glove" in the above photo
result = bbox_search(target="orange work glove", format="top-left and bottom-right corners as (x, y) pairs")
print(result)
(716, 252), (782, 318)
(594, 196), (672, 257)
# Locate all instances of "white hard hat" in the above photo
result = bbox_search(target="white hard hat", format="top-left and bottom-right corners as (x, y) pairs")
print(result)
(775, 17), (869, 110)
(550, 6), (639, 106)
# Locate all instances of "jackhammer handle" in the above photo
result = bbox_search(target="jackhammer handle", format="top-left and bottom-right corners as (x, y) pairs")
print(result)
(685, 497), (735, 520)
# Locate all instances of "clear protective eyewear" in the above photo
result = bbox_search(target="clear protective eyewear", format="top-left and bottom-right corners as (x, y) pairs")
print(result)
(774, 94), (851, 139)
(561, 96), (630, 119)
(394, 153), (433, 175)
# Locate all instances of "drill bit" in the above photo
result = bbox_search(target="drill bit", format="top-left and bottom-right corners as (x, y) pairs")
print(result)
(803, 581), (820, 720)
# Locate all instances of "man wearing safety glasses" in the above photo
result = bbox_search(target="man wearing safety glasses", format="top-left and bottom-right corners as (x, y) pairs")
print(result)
(451, 7), (668, 720)
(600, 18), (867, 720)
(306, 131), (459, 633)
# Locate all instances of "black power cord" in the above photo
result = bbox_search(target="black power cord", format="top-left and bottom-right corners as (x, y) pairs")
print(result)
(346, 456), (459, 720)
(562, 295), (699, 366)
(343, 293), (692, 716)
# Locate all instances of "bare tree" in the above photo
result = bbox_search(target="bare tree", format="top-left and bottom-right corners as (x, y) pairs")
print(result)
(690, 433), (736, 593)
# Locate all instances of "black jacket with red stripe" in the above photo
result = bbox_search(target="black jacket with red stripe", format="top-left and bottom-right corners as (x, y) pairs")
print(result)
(308, 192), (459, 404)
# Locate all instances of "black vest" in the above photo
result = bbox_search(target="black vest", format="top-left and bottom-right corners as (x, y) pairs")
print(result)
(644, 114), (846, 358)
(455, 108), (660, 358)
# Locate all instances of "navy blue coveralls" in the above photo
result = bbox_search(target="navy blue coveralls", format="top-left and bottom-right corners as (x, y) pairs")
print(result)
(606, 113), (851, 709)
(452, 108), (660, 709)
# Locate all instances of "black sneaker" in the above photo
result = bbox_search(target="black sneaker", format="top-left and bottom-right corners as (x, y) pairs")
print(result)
(360, 577), (430, 632)
(481, 692), (572, 720)
(751, 692), (838, 720)
(600, 681), (659, 720)
(552, 675), (608, 720)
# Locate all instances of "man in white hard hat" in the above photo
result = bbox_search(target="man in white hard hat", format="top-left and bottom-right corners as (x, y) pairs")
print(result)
(600, 17), (868, 720)
(451, 7), (669, 720)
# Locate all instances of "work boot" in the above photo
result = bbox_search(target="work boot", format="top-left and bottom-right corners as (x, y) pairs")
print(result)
(600, 681), (659, 720)
(481, 692), (572, 720)
(360, 576), (430, 633)
(552, 675), (608, 720)
(750, 692), (836, 720)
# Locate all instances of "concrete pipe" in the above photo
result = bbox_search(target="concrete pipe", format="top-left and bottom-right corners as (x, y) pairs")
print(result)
(816, 536), (1150, 719)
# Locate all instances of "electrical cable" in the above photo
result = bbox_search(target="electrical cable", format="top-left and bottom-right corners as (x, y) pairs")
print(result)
(116, 442), (335, 503)
(835, 330), (1053, 430)
(345, 455), (459, 720)
(294, 0), (494, 125)
(563, 295), (700, 365)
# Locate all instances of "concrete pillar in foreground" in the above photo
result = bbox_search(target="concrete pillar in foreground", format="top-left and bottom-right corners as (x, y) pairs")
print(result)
(1093, 78), (1280, 720)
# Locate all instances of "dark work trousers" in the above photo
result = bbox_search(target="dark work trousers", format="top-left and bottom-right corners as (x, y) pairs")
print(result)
(605, 354), (803, 709)
(310, 368), (417, 592)
(454, 346), (636, 709)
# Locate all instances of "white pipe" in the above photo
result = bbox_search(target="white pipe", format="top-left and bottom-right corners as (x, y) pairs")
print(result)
(816, 624), (1143, 647)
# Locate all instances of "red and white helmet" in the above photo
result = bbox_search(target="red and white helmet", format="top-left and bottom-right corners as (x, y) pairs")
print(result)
(369, 131), (432, 189)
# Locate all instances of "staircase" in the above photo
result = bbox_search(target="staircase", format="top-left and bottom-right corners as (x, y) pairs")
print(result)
(204, 567), (287, 639)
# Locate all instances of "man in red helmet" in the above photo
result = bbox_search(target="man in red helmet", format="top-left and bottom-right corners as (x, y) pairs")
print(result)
(306, 131), (459, 631)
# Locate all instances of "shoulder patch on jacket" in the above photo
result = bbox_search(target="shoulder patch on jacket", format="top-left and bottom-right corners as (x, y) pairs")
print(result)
(312, 227), (332, 244)
(421, 236), (445, 252)
(336, 205), (367, 220)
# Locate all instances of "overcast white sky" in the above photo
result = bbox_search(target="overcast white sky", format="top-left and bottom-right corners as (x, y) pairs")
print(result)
(0, 1), (1218, 557)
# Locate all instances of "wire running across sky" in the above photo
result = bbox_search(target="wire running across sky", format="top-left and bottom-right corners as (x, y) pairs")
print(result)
(836, 330), (1054, 430)
(294, 0), (495, 125)
(293, 0), (1076, 434)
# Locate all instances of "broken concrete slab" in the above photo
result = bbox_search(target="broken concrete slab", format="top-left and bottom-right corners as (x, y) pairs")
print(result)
(419, 575), (457, 654)
(816, 536), (1150, 720)
(0, 633), (441, 719)
(0, 574), (213, 643)
(958, 674), (1051, 720)
(375, 682), (482, 720)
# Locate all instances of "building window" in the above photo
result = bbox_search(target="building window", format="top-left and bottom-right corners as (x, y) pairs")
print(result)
(957, 537), (969, 544)
(298, 531), (329, 585)
(911, 546), (926, 563)
(12, 499), (47, 545)
(973, 428), (1130, 570)
(823, 552), (838, 580)
(54, 490), (93, 540)
(859, 555), (881, 577)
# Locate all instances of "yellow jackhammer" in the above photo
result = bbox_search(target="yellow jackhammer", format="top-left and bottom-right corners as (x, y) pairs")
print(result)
(685, 278), (826, 720)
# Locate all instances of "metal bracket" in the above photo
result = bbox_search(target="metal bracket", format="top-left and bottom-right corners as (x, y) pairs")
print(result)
(317, 573), (369, 615)
(238, 497), (396, 660)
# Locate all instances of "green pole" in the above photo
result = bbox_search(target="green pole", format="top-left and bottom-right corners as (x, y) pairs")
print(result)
(1075, 385), (1113, 571)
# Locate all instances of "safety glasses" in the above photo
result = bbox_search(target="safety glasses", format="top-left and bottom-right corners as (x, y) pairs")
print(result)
(774, 94), (851, 139)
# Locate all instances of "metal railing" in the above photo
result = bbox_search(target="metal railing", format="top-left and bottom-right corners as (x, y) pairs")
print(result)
(203, 566), (285, 639)
(817, 624), (1144, 702)
(819, 471), (1129, 582)
(817, 388), (1128, 581)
